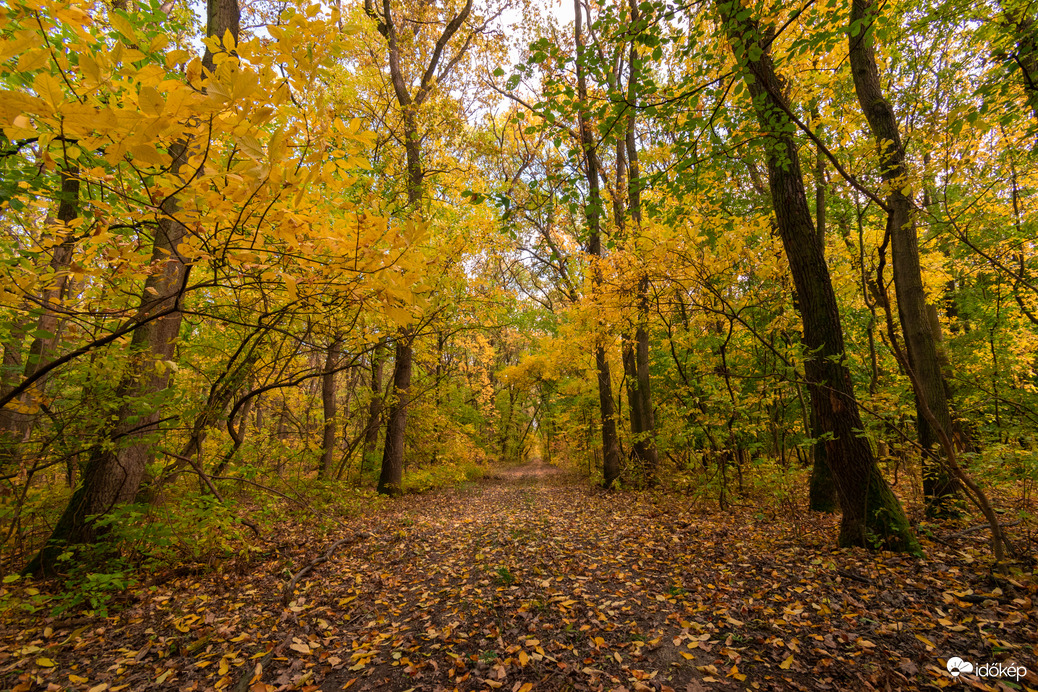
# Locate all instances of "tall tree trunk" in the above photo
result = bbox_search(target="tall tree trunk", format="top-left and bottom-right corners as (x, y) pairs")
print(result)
(364, 0), (473, 495)
(807, 113), (837, 513)
(378, 338), (411, 495)
(848, 0), (960, 515)
(717, 0), (918, 552)
(360, 342), (384, 475)
(622, 4), (658, 484)
(575, 0), (621, 488)
(319, 334), (342, 478)
(0, 170), (79, 471)
(24, 0), (241, 576)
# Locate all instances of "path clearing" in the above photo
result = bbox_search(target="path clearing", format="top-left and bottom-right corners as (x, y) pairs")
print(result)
(2, 462), (1034, 691)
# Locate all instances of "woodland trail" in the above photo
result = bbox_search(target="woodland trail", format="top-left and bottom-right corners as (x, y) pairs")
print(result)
(2, 462), (1036, 692)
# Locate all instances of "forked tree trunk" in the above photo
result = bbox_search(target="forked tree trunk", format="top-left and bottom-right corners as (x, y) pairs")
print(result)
(364, 0), (473, 495)
(716, 0), (918, 552)
(621, 5), (658, 485)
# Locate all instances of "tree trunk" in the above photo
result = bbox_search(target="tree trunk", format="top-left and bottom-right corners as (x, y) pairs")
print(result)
(360, 343), (384, 475)
(319, 334), (342, 478)
(364, 0), (473, 495)
(377, 338), (411, 495)
(0, 170), (79, 473)
(808, 406), (837, 513)
(24, 0), (241, 576)
(848, 0), (959, 515)
(575, 0), (621, 488)
(716, 0), (918, 552)
(621, 8), (658, 484)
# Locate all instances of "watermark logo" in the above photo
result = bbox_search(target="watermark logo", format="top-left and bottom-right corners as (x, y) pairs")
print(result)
(946, 656), (1027, 681)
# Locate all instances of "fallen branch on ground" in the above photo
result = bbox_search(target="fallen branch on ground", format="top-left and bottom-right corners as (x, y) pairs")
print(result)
(280, 531), (372, 606)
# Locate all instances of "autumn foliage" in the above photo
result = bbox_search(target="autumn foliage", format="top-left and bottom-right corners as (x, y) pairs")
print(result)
(0, 0), (1036, 688)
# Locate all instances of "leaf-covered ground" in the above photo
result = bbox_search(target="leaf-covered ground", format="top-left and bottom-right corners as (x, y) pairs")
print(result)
(2, 462), (1036, 692)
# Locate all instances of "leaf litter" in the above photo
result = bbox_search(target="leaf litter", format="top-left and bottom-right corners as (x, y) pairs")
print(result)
(1, 461), (1036, 691)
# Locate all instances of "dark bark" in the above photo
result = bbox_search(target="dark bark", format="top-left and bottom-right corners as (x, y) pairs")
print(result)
(377, 338), (411, 495)
(24, 0), (241, 576)
(808, 406), (838, 513)
(364, 0), (473, 495)
(849, 0), (959, 514)
(716, 0), (918, 552)
(621, 4), (658, 484)
(360, 343), (384, 473)
(0, 170), (79, 471)
(319, 334), (342, 478)
(575, 0), (621, 488)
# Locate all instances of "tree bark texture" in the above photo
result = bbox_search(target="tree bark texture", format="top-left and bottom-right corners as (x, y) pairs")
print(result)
(361, 343), (384, 470)
(716, 0), (918, 552)
(849, 0), (959, 514)
(24, 0), (241, 576)
(364, 0), (472, 495)
(621, 7), (658, 484)
(320, 334), (342, 478)
(576, 0), (621, 488)
(377, 339), (412, 495)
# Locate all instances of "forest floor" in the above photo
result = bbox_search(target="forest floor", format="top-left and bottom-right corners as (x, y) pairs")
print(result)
(1, 461), (1037, 692)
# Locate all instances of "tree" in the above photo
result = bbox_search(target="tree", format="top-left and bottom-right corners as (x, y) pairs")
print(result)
(363, 0), (491, 495)
(849, 0), (960, 514)
(715, 0), (918, 552)
(573, 0), (622, 488)
(24, 0), (241, 575)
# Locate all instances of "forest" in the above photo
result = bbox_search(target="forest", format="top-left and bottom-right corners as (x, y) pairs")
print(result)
(0, 0), (1036, 688)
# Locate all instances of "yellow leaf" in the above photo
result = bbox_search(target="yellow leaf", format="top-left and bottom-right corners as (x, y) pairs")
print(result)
(186, 58), (203, 87)
(33, 72), (64, 113)
(915, 634), (936, 649)
(128, 143), (167, 167)
(35, 657), (56, 667)
(17, 48), (50, 72)
(138, 86), (164, 117)
(108, 13), (137, 42)
(518, 650), (529, 666)
(780, 654), (794, 669)
(69, 675), (89, 683)
(517, 685), (533, 692)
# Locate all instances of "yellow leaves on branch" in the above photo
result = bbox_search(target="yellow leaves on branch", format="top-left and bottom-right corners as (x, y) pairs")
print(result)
(0, 0), (423, 326)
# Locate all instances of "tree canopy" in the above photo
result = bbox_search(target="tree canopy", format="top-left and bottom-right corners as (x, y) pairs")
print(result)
(0, 0), (1036, 684)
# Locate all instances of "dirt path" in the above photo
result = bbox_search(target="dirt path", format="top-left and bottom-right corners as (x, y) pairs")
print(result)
(2, 462), (1034, 691)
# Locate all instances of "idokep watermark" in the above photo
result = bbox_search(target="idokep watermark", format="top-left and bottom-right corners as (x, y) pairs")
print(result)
(947, 656), (1028, 681)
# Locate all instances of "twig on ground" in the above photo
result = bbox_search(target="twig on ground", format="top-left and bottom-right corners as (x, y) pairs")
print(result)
(280, 532), (372, 606)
